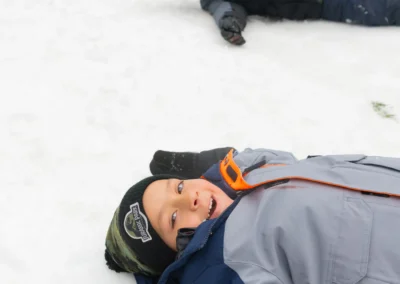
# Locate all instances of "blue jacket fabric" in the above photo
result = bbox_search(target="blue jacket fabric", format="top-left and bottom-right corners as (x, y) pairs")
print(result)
(322, 0), (400, 25)
(201, 0), (400, 30)
(135, 148), (400, 284)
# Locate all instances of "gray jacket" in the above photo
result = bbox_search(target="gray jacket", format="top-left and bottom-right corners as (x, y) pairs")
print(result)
(224, 148), (400, 284)
(154, 148), (400, 284)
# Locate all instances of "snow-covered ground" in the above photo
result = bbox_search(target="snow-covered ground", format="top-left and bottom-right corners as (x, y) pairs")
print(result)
(1, 0), (399, 283)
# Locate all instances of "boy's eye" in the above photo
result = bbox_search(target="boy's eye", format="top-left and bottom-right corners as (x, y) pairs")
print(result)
(177, 181), (184, 194)
(171, 211), (177, 229)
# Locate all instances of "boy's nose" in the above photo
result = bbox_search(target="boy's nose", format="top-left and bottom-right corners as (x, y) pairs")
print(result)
(179, 190), (199, 212)
(190, 195), (199, 211)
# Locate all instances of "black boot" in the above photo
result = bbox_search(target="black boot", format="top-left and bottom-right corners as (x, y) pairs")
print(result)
(149, 147), (235, 179)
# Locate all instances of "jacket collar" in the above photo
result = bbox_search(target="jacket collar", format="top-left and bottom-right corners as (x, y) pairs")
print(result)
(157, 198), (240, 283)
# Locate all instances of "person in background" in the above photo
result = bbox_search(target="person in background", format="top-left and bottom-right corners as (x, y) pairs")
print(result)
(199, 0), (400, 45)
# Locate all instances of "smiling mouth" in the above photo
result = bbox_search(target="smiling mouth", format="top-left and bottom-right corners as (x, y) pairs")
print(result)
(203, 197), (217, 222)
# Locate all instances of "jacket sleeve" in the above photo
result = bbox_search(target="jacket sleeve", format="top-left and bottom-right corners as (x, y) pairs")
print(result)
(233, 148), (298, 171)
(200, 0), (248, 30)
(195, 263), (284, 284)
(134, 274), (158, 284)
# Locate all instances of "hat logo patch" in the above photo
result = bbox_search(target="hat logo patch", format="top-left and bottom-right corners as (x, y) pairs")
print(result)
(124, 202), (152, 243)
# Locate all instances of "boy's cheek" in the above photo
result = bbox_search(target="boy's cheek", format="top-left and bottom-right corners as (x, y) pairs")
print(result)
(183, 216), (203, 229)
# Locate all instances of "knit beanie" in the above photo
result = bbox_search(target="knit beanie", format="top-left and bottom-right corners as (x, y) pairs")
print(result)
(105, 174), (183, 276)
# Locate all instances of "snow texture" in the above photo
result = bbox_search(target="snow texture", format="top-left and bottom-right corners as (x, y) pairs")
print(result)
(0, 0), (399, 283)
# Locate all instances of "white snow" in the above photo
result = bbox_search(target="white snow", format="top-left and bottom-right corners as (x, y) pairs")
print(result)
(1, 0), (399, 283)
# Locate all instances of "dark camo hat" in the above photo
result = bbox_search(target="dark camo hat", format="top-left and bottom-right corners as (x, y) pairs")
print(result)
(105, 175), (182, 276)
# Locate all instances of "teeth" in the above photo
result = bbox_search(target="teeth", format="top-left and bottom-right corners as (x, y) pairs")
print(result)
(206, 198), (214, 220)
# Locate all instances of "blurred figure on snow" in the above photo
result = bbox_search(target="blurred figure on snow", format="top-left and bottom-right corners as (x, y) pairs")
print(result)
(200, 0), (400, 45)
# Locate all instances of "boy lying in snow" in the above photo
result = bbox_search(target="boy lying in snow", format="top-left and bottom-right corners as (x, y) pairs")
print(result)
(202, 0), (400, 45)
(105, 147), (400, 284)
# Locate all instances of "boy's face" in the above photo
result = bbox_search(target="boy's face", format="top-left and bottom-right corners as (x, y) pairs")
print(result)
(143, 178), (233, 251)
